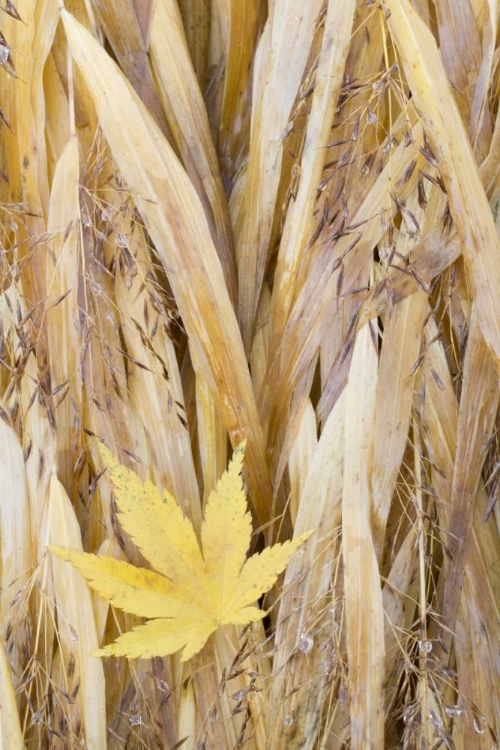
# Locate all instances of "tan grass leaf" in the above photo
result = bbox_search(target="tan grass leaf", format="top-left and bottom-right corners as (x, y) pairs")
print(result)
(385, 0), (500, 369)
(61, 8), (273, 528)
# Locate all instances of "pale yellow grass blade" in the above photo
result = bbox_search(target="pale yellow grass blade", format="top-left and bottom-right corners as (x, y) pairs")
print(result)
(438, 309), (499, 653)
(236, 0), (323, 350)
(217, 0), (260, 185)
(371, 187), (436, 557)
(0, 418), (31, 682)
(43, 53), (71, 179)
(469, 0), (496, 158)
(416, 315), (500, 743)
(81, 292), (146, 542)
(195, 367), (228, 510)
(61, 9), (273, 528)
(382, 524), (418, 684)
(204, 0), (225, 137)
(32, 0), (61, 216)
(178, 0), (210, 87)
(44, 472), (106, 748)
(17, 378), (55, 562)
(150, 0), (237, 304)
(2, 0), (59, 216)
(45, 134), (82, 492)
(0, 645), (23, 750)
(211, 627), (267, 749)
(371, 290), (427, 559)
(385, 0), (500, 367)
(267, 390), (346, 748)
(0, 1), (56, 307)
(188, 644), (231, 748)
(265, 122), (425, 455)
(177, 674), (196, 750)
(270, 0), (357, 348)
(91, 0), (172, 139)
(99, 170), (201, 525)
(250, 281), (271, 406)
(91, 537), (121, 642)
(288, 399), (317, 524)
(342, 323), (384, 748)
(79, 229), (147, 534)
(433, 0), (482, 131)
(51, 0), (98, 154)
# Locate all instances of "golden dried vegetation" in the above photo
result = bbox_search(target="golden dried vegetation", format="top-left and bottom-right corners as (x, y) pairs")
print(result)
(0, 0), (499, 748)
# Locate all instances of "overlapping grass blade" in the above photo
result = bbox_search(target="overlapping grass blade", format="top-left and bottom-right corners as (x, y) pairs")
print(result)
(61, 9), (273, 530)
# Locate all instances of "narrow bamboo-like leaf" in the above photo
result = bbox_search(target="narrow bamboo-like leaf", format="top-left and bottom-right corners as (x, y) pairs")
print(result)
(270, 0), (357, 348)
(265, 122), (425, 454)
(61, 9), (273, 528)
(178, 0), (210, 86)
(46, 472), (106, 748)
(342, 323), (384, 748)
(385, 0), (500, 368)
(217, 0), (260, 185)
(267, 390), (346, 747)
(150, 0), (236, 302)
(236, 0), (324, 350)
(100, 167), (202, 527)
(0, 645), (23, 749)
(439, 309), (499, 650)
(92, 0), (172, 138)
(0, 419), (31, 683)
(46, 135), (82, 491)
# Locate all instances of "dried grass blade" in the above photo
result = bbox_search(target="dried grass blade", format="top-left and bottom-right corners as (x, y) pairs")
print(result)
(0, 645), (23, 749)
(433, 0), (482, 130)
(417, 315), (500, 742)
(382, 525), (418, 685)
(45, 472), (106, 748)
(0, 1), (57, 306)
(265, 123), (425, 455)
(81, 265), (147, 541)
(270, 0), (357, 348)
(469, 0), (496, 159)
(438, 309), (499, 654)
(45, 135), (82, 492)
(385, 0), (500, 368)
(250, 281), (271, 406)
(177, 674), (196, 750)
(62, 10), (273, 527)
(100, 171), (202, 527)
(43, 53), (71, 177)
(32, 0), (61, 215)
(267, 390), (345, 748)
(92, 0), (172, 139)
(372, 290), (426, 558)
(288, 400), (317, 524)
(177, 0), (210, 87)
(0, 418), (31, 681)
(149, 0), (236, 304)
(195, 367), (228, 511)
(236, 0), (323, 350)
(217, 0), (260, 185)
(358, 229), (461, 327)
(342, 323), (384, 748)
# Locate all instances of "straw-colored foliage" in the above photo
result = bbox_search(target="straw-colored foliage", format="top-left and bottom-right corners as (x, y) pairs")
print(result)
(0, 0), (499, 747)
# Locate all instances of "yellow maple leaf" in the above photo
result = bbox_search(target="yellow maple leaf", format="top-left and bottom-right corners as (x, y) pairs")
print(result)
(50, 442), (312, 662)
